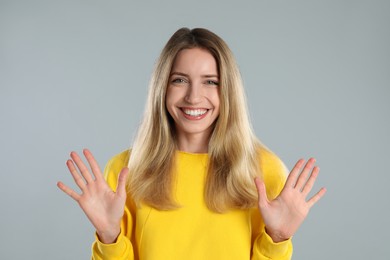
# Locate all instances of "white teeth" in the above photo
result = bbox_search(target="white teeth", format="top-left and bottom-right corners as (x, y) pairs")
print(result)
(183, 108), (207, 117)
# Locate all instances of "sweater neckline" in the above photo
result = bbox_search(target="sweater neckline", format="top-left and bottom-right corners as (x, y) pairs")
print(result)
(175, 150), (209, 157)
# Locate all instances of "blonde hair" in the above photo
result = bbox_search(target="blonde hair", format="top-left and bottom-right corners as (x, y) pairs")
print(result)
(128, 28), (263, 212)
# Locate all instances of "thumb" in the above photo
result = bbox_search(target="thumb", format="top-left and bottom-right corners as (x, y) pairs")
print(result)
(254, 177), (269, 208)
(116, 167), (129, 197)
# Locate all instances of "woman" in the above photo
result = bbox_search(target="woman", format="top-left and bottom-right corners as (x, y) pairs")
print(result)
(58, 28), (326, 259)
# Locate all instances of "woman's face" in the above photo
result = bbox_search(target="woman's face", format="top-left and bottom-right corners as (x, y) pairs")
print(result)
(166, 47), (220, 142)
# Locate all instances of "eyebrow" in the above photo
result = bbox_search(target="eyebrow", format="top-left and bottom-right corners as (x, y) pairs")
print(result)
(170, 72), (219, 78)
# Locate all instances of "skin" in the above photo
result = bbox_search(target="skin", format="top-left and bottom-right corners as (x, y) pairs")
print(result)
(166, 48), (220, 153)
(57, 149), (128, 243)
(57, 47), (326, 244)
(255, 158), (326, 242)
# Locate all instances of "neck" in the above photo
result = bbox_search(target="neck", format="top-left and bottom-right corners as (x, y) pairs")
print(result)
(175, 132), (211, 153)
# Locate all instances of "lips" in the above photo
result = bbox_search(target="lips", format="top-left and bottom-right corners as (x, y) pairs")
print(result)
(180, 108), (209, 120)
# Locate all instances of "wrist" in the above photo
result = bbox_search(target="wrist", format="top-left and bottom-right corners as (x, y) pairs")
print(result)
(97, 228), (121, 244)
(265, 227), (290, 243)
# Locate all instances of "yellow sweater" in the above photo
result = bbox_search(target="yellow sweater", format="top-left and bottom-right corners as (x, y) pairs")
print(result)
(92, 149), (293, 260)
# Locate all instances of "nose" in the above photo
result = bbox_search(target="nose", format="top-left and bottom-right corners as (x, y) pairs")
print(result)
(184, 82), (202, 104)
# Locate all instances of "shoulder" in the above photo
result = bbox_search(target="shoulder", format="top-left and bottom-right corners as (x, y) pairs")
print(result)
(257, 146), (289, 199)
(103, 150), (131, 191)
(105, 150), (130, 170)
(258, 146), (288, 177)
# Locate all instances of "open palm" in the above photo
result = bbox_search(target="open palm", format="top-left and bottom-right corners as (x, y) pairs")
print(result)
(57, 149), (128, 243)
(255, 158), (326, 242)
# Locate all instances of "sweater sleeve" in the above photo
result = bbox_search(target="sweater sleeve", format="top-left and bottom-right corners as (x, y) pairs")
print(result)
(91, 150), (136, 260)
(251, 148), (293, 260)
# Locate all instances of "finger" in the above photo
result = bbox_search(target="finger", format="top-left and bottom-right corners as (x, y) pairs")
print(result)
(295, 158), (316, 190)
(70, 151), (94, 184)
(307, 187), (327, 208)
(301, 166), (320, 195)
(57, 181), (81, 201)
(285, 159), (305, 188)
(83, 149), (103, 181)
(66, 159), (87, 190)
(254, 177), (269, 208)
(116, 167), (129, 197)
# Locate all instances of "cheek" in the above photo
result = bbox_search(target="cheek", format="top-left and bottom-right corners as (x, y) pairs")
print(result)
(165, 86), (176, 104)
(165, 89), (173, 115)
(166, 87), (182, 103)
(211, 90), (220, 112)
(165, 87), (181, 117)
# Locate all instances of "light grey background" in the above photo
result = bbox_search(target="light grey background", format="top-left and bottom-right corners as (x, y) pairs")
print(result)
(1, 0), (389, 259)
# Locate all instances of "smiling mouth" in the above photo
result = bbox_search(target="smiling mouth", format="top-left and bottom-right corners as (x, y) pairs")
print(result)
(182, 108), (208, 116)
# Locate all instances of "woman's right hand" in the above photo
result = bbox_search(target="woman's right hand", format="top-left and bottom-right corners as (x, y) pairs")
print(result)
(57, 149), (129, 244)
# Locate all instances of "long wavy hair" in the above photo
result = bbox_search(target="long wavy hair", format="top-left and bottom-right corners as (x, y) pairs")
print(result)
(127, 28), (263, 212)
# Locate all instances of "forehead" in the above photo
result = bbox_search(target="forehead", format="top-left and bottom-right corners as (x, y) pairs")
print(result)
(171, 48), (218, 75)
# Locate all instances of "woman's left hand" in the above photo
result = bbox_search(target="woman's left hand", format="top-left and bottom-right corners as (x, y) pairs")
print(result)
(254, 158), (326, 243)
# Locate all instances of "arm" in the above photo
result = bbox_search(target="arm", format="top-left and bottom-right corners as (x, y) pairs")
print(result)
(251, 229), (292, 260)
(91, 150), (136, 259)
(251, 151), (293, 260)
(57, 149), (135, 260)
(252, 156), (326, 259)
(92, 208), (134, 260)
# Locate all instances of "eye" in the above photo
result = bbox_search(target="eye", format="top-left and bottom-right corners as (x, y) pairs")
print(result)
(206, 80), (219, 86)
(171, 78), (187, 84)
